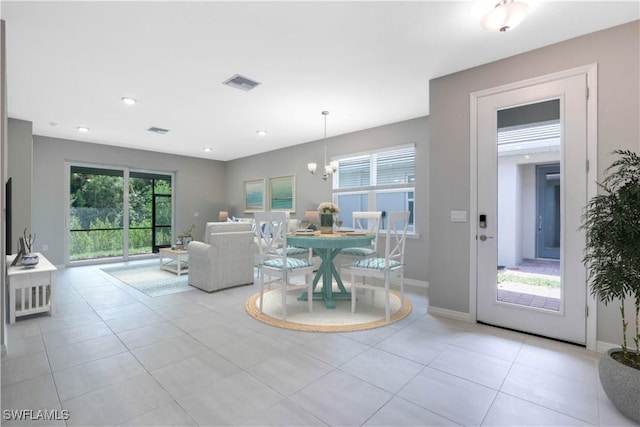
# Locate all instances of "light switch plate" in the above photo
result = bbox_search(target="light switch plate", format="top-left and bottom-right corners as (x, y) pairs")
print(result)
(450, 210), (467, 222)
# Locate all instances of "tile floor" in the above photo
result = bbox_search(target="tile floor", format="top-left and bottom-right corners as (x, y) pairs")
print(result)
(1, 261), (637, 427)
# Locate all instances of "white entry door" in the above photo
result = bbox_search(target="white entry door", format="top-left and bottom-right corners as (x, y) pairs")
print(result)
(474, 73), (590, 344)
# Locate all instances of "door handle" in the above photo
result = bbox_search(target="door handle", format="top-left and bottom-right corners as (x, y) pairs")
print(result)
(538, 215), (543, 231)
(479, 235), (494, 241)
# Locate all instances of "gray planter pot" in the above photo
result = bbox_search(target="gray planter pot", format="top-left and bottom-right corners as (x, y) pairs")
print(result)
(599, 348), (640, 422)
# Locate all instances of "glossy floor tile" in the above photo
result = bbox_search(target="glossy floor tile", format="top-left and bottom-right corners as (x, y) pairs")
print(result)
(1, 261), (636, 426)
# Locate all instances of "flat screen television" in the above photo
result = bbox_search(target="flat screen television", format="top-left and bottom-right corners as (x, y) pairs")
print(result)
(5, 177), (11, 254)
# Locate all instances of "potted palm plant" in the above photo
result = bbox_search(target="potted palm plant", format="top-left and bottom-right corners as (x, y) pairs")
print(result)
(581, 149), (639, 422)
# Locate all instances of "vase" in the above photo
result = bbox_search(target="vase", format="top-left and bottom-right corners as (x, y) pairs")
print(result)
(320, 213), (334, 234)
(21, 253), (39, 269)
(599, 348), (640, 422)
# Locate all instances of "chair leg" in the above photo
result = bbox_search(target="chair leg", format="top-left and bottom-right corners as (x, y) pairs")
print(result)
(282, 271), (288, 320)
(400, 271), (405, 310)
(384, 272), (390, 322)
(351, 270), (357, 313)
(259, 268), (265, 313)
(307, 273), (313, 313)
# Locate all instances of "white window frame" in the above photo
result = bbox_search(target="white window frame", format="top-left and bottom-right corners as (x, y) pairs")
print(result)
(331, 144), (415, 232)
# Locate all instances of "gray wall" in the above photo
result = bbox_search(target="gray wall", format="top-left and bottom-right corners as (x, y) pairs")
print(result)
(7, 118), (32, 251)
(32, 135), (227, 265)
(428, 21), (639, 345)
(226, 117), (429, 282)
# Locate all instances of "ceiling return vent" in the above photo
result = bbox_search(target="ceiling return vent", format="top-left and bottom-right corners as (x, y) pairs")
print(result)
(147, 126), (170, 135)
(223, 74), (261, 91)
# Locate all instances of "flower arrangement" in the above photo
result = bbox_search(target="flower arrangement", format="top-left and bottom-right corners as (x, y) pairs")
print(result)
(178, 224), (195, 239)
(317, 202), (339, 214)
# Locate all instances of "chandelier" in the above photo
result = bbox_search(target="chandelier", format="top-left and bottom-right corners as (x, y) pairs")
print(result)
(307, 111), (338, 181)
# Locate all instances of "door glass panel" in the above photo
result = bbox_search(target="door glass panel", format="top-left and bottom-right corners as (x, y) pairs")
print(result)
(495, 100), (561, 311)
(129, 172), (172, 254)
(69, 167), (124, 260)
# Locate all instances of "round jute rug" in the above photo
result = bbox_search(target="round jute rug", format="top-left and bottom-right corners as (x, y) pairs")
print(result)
(245, 284), (412, 332)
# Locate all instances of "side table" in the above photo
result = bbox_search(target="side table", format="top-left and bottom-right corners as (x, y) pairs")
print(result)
(6, 253), (57, 323)
(159, 248), (189, 275)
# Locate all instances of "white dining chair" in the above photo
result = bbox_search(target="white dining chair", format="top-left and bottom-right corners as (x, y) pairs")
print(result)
(255, 211), (315, 320)
(338, 211), (382, 277)
(350, 211), (410, 321)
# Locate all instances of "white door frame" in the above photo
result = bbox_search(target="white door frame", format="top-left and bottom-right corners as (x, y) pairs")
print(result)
(469, 64), (598, 351)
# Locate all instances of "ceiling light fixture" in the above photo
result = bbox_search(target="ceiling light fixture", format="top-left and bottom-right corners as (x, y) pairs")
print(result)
(256, 130), (267, 137)
(307, 111), (338, 181)
(77, 126), (90, 132)
(203, 147), (212, 153)
(121, 97), (137, 105)
(481, 0), (529, 32)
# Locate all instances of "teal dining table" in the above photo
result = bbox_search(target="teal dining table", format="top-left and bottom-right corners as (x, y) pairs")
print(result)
(286, 231), (375, 309)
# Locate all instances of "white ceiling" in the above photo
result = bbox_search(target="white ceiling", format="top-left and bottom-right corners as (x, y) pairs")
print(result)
(2, 1), (638, 161)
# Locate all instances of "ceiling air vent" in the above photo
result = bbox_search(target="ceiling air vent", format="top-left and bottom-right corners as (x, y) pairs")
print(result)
(223, 74), (261, 91)
(148, 126), (169, 135)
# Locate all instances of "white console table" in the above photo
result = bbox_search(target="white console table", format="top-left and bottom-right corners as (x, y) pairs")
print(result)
(6, 253), (57, 323)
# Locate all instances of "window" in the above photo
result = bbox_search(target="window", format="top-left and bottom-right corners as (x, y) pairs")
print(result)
(332, 145), (415, 231)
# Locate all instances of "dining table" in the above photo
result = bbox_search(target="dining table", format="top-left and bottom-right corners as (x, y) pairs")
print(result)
(286, 230), (375, 309)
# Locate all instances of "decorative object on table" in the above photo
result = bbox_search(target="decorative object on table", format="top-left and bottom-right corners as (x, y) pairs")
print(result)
(177, 224), (195, 248)
(304, 210), (319, 230)
(20, 228), (39, 269)
(218, 210), (229, 222)
(307, 111), (338, 181)
(269, 175), (295, 212)
(580, 149), (640, 422)
(318, 202), (339, 234)
(244, 179), (265, 213)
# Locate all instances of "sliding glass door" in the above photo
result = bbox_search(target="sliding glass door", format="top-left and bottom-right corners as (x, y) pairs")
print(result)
(69, 165), (173, 262)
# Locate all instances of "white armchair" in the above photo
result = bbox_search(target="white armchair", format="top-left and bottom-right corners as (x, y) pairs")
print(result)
(188, 223), (255, 292)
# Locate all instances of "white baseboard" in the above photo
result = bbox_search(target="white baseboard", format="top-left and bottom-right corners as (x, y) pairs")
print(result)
(427, 305), (473, 323)
(404, 278), (429, 288)
(596, 340), (639, 354)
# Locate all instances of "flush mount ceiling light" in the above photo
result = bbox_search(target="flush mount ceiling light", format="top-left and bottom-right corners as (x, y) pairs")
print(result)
(307, 111), (338, 181)
(481, 0), (530, 32)
(77, 126), (90, 132)
(256, 130), (267, 137)
(121, 97), (137, 105)
(203, 147), (212, 152)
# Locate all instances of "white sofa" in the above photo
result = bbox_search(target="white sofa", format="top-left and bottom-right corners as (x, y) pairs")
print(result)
(188, 222), (255, 292)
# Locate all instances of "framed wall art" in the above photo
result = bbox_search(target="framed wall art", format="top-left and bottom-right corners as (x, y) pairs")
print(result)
(244, 179), (265, 213)
(269, 175), (295, 212)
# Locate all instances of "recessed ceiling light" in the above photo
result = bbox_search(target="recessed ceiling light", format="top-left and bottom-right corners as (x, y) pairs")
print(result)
(121, 97), (137, 105)
(256, 130), (267, 137)
(49, 122), (60, 127)
(77, 126), (90, 132)
(203, 147), (212, 152)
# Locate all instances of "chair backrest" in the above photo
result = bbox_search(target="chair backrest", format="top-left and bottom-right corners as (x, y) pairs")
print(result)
(352, 211), (382, 250)
(254, 211), (287, 262)
(383, 211), (410, 266)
